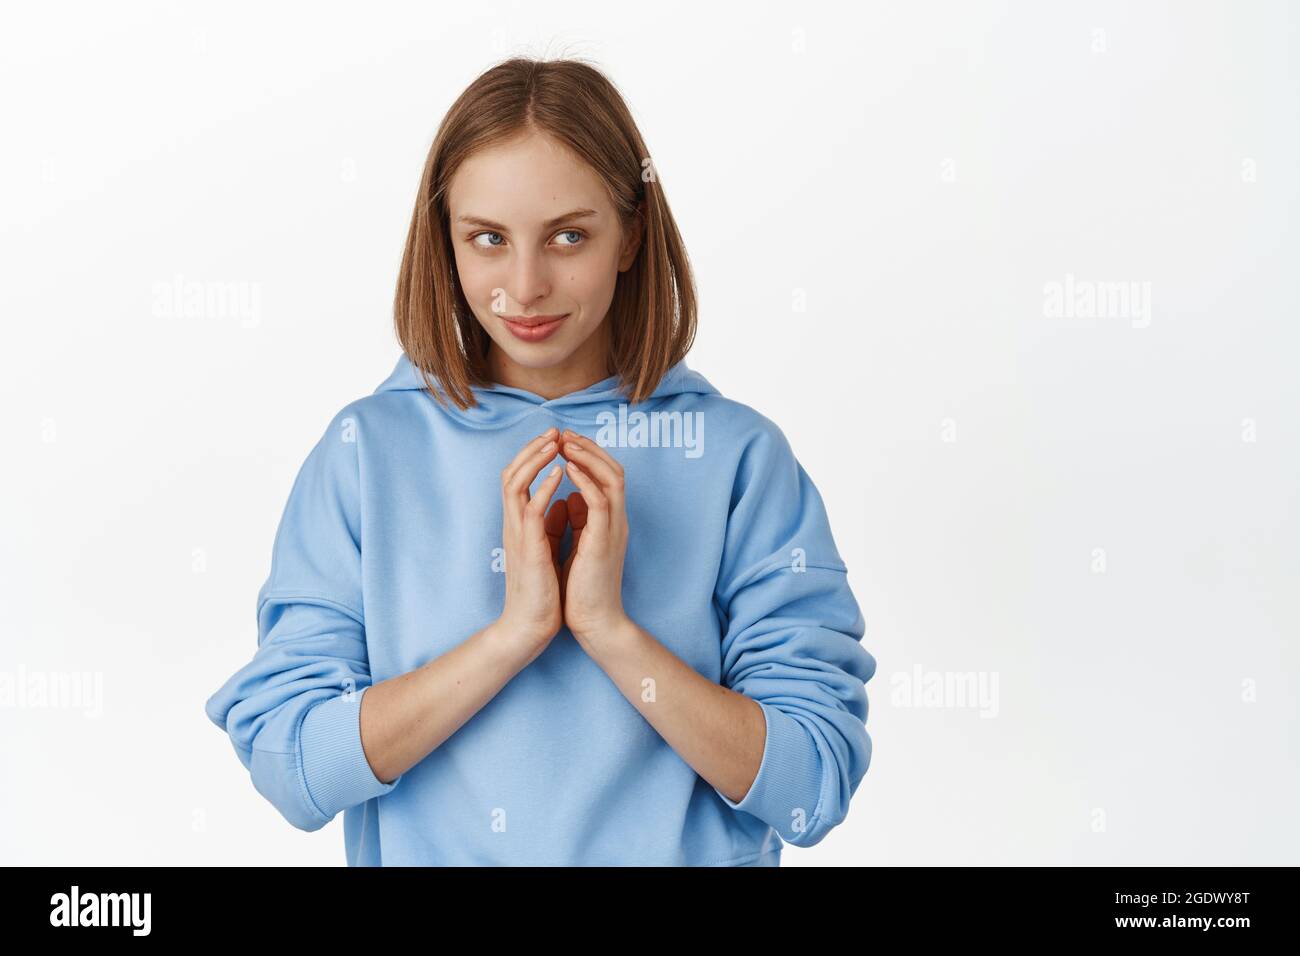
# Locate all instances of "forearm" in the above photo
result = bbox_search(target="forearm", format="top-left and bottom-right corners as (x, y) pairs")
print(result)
(358, 620), (537, 784)
(580, 617), (766, 805)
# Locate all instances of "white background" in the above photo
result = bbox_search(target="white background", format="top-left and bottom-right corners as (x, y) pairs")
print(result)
(2, 0), (1296, 865)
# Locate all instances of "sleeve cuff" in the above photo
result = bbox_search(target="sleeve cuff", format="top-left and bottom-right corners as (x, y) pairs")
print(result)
(716, 700), (824, 840)
(299, 684), (401, 819)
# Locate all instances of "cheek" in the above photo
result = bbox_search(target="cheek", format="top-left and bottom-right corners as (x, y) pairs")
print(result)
(565, 260), (618, 299)
(454, 256), (497, 303)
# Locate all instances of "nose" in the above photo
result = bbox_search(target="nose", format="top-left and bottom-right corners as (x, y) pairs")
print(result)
(504, 247), (551, 313)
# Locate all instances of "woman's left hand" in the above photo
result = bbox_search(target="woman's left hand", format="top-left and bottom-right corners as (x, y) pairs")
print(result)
(557, 429), (631, 646)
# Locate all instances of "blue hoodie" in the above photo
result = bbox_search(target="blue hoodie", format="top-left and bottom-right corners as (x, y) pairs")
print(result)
(204, 352), (875, 866)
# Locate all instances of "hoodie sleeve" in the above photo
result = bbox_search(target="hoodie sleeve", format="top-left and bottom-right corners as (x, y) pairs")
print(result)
(204, 409), (402, 832)
(710, 415), (876, 847)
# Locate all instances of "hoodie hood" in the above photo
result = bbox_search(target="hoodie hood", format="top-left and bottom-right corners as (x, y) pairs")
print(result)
(373, 352), (720, 428)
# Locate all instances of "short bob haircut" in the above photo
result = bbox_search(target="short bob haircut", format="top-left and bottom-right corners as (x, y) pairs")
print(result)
(393, 56), (698, 411)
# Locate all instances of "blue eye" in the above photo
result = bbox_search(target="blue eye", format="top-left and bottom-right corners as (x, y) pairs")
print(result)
(468, 229), (585, 250)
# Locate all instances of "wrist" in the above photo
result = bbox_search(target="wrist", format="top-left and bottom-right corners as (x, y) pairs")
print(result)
(569, 611), (635, 650)
(485, 617), (549, 666)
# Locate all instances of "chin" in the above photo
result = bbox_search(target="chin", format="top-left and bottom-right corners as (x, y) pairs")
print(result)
(494, 336), (576, 369)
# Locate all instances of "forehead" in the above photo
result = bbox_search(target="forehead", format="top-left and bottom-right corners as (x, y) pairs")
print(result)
(448, 132), (610, 223)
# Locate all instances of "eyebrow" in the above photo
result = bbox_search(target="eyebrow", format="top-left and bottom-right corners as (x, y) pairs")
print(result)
(455, 208), (599, 232)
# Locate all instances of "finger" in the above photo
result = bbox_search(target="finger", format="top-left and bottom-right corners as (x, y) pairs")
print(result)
(564, 491), (586, 561)
(523, 461), (565, 530)
(501, 427), (560, 503)
(504, 427), (559, 481)
(559, 433), (624, 507)
(561, 446), (619, 529)
(564, 459), (608, 538)
(561, 430), (624, 481)
(565, 491), (588, 531)
(505, 436), (561, 509)
(544, 496), (569, 565)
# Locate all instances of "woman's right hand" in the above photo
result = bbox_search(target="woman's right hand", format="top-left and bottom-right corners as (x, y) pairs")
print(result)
(496, 426), (570, 659)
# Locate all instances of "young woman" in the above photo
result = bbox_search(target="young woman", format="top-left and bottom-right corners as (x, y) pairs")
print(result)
(205, 57), (876, 867)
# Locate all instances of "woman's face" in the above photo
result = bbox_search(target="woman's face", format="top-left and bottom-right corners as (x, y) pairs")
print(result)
(447, 131), (642, 381)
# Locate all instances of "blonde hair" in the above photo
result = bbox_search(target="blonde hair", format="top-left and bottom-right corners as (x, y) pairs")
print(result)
(393, 56), (698, 410)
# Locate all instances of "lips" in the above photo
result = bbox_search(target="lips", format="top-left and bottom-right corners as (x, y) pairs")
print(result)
(503, 314), (567, 327)
(502, 313), (569, 342)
